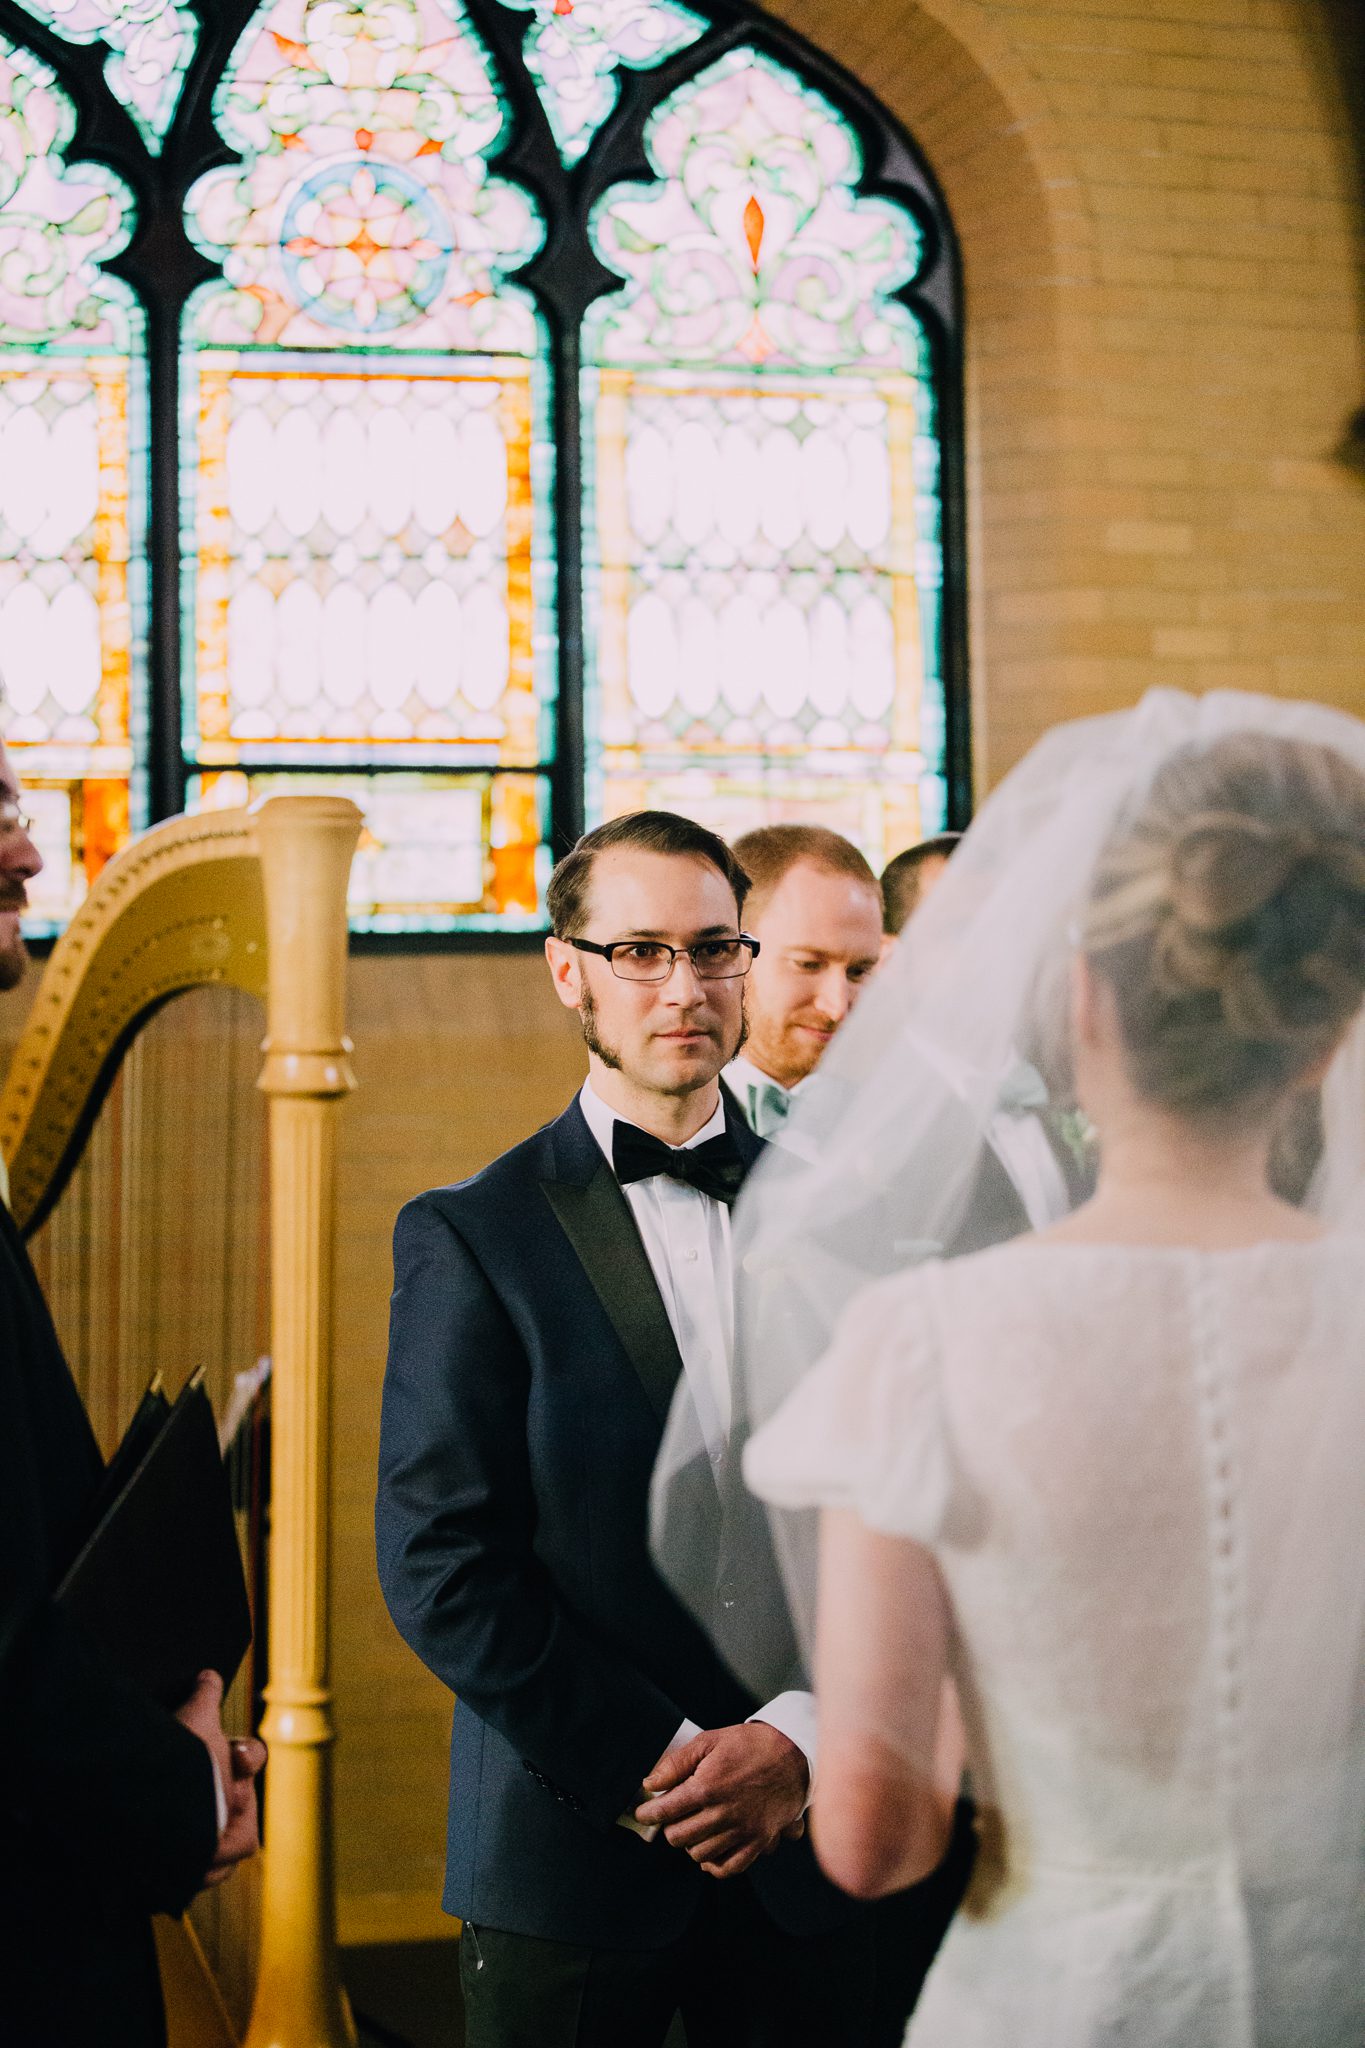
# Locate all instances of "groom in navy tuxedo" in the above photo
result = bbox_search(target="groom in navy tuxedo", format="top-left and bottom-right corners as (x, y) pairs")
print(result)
(377, 811), (895, 2047)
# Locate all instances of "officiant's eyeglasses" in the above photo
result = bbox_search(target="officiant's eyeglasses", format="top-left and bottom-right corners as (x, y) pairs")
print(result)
(567, 934), (761, 983)
(0, 800), (35, 840)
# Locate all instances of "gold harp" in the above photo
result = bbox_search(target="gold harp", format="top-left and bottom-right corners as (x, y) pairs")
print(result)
(1, 795), (362, 2048)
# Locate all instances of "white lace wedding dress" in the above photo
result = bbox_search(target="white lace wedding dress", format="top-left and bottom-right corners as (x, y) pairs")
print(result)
(744, 1235), (1365, 2048)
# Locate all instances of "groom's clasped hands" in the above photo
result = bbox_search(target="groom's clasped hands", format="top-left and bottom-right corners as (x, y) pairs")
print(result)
(635, 1721), (809, 1879)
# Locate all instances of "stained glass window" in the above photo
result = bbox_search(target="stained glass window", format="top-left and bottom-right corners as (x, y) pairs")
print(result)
(15, 2), (196, 150)
(0, 34), (143, 931)
(186, 364), (542, 767)
(501, 0), (705, 164)
(193, 769), (547, 930)
(180, 0), (555, 928)
(583, 48), (947, 866)
(0, 2), (962, 936)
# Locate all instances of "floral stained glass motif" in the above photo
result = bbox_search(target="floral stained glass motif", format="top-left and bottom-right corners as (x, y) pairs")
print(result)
(587, 47), (924, 377)
(16, 2), (197, 150)
(583, 49), (946, 866)
(0, 36), (143, 931)
(185, 0), (542, 356)
(186, 357), (543, 768)
(181, 0), (556, 930)
(193, 769), (549, 930)
(498, 0), (705, 165)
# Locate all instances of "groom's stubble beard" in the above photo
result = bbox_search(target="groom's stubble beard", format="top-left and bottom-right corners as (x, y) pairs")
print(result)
(578, 981), (748, 1097)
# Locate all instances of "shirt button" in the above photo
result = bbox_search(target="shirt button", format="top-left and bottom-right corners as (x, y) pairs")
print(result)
(682, 1248), (699, 1262)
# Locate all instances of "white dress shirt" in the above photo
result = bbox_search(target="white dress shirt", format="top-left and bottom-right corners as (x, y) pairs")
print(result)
(580, 1082), (734, 1466)
(903, 1038), (1071, 1234)
(988, 1107), (1071, 1231)
(578, 1081), (817, 1820)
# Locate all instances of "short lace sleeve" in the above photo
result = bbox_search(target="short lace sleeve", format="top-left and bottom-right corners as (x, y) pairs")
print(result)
(742, 1267), (952, 1543)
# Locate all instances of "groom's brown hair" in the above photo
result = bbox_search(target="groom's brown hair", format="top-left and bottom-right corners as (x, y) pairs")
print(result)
(547, 811), (751, 938)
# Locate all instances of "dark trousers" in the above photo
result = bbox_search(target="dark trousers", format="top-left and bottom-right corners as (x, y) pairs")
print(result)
(461, 1799), (977, 2048)
(867, 1799), (978, 2048)
(460, 1878), (877, 2048)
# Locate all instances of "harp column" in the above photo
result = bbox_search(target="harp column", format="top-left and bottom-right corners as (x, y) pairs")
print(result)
(245, 795), (361, 2048)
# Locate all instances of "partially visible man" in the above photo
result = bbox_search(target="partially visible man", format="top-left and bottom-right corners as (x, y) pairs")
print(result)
(725, 825), (884, 1137)
(0, 730), (264, 2046)
(880, 831), (962, 941)
(878, 825), (1088, 1247)
(723, 823), (976, 2045)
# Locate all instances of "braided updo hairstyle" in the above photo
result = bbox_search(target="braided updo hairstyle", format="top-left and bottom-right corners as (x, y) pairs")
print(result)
(1081, 733), (1365, 1115)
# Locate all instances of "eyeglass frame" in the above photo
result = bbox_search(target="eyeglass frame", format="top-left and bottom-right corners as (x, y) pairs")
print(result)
(0, 799), (34, 840)
(565, 933), (761, 983)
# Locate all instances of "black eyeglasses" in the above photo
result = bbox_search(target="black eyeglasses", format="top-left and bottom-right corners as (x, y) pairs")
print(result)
(567, 934), (761, 983)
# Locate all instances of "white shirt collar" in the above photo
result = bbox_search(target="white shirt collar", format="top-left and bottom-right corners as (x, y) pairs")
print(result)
(724, 1054), (806, 1103)
(579, 1077), (727, 1171)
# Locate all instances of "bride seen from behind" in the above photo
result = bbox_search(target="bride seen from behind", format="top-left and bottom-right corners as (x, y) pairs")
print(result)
(732, 704), (1365, 2047)
(1049, 733), (1361, 1253)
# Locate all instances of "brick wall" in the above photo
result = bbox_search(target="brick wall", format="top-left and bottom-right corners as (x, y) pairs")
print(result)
(771, 0), (1365, 783)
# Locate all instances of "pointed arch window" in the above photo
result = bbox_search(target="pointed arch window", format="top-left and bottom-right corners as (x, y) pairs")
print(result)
(0, 0), (964, 936)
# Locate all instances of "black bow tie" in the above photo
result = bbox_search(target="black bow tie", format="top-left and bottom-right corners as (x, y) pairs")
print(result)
(611, 1121), (746, 1207)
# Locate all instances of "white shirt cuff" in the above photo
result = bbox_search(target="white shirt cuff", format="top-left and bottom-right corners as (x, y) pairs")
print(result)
(748, 1691), (817, 1811)
(209, 1751), (228, 1836)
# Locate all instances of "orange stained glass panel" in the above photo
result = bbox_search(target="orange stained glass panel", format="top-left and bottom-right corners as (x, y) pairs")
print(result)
(0, 355), (137, 925)
(193, 767), (549, 931)
(586, 367), (932, 871)
(188, 356), (541, 768)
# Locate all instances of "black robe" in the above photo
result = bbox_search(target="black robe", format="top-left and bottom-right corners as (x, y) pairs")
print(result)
(0, 1200), (218, 2047)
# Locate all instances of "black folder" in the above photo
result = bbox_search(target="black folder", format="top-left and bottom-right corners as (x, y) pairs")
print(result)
(81, 1375), (172, 1535)
(58, 1374), (253, 1710)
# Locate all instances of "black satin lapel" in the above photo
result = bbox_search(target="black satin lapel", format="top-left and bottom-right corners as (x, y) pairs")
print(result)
(541, 1162), (684, 1425)
(724, 1094), (766, 1177)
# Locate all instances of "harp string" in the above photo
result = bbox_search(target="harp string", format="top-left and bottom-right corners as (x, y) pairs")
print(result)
(29, 987), (268, 1447)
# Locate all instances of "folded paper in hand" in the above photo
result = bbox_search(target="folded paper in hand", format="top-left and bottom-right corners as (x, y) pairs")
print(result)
(58, 1373), (252, 1710)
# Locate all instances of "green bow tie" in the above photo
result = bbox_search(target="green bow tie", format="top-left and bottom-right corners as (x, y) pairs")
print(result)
(747, 1079), (791, 1139)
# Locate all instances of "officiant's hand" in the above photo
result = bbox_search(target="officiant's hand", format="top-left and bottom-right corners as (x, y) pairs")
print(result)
(176, 1670), (267, 1889)
(637, 1722), (808, 1879)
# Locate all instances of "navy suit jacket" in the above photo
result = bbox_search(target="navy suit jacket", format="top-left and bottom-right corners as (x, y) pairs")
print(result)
(376, 1093), (860, 1948)
(0, 1201), (219, 2046)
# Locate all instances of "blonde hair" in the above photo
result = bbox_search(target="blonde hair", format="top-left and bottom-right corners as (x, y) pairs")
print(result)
(1081, 733), (1365, 1114)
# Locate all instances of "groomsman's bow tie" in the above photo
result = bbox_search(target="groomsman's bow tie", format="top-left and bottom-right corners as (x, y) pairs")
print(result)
(746, 1079), (791, 1139)
(612, 1122), (746, 1207)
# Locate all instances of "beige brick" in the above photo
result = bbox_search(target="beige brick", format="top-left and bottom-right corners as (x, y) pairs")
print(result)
(992, 587), (1113, 625)
(1152, 627), (1235, 658)
(1105, 520), (1196, 555)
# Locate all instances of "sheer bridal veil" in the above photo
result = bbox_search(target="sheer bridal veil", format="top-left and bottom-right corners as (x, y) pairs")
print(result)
(651, 688), (1365, 1697)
